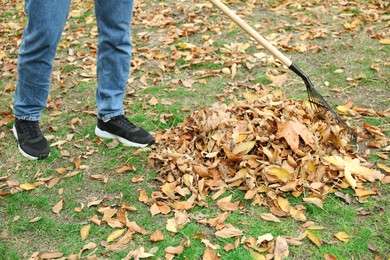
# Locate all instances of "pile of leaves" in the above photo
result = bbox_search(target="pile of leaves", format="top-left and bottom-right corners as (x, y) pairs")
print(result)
(146, 85), (388, 257)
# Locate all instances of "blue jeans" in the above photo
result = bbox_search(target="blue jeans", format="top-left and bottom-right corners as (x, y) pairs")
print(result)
(14, 0), (134, 122)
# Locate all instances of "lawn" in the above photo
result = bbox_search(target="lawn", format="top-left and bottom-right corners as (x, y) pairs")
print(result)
(0, 0), (389, 259)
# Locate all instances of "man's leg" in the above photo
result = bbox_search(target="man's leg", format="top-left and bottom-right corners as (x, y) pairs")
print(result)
(13, 0), (71, 159)
(94, 0), (154, 147)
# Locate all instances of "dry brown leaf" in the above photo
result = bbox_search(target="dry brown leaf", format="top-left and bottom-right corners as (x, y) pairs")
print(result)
(52, 199), (64, 214)
(276, 121), (315, 151)
(215, 224), (243, 238)
(29, 217), (42, 223)
(165, 245), (184, 255)
(303, 197), (324, 209)
(87, 199), (103, 208)
(274, 236), (289, 260)
(324, 254), (337, 260)
(150, 230), (164, 242)
(39, 252), (64, 259)
(115, 164), (136, 173)
(148, 96), (159, 106)
(138, 189), (148, 202)
(127, 221), (147, 235)
(216, 195), (238, 211)
(203, 246), (221, 260)
(78, 242), (97, 258)
(260, 213), (281, 223)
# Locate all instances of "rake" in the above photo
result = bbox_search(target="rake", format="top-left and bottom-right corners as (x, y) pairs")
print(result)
(209, 0), (357, 142)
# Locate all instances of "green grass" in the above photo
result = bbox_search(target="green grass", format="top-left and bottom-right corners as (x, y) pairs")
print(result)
(1, 0), (389, 259)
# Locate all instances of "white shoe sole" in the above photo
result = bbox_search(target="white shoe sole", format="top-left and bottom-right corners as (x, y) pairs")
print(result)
(12, 125), (50, 160)
(95, 126), (150, 148)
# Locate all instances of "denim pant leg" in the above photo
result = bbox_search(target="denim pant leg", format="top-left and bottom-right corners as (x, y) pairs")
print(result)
(13, 0), (71, 121)
(94, 0), (134, 122)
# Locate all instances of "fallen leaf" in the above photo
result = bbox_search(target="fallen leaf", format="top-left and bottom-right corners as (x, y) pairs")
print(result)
(20, 183), (35, 191)
(165, 245), (184, 255)
(78, 242), (97, 258)
(257, 233), (274, 244)
(260, 213), (281, 223)
(39, 252), (64, 259)
(115, 164), (136, 173)
(215, 225), (243, 238)
(52, 200), (64, 214)
(150, 230), (164, 242)
(379, 39), (390, 45)
(274, 236), (289, 260)
(80, 225), (91, 241)
(324, 254), (337, 260)
(166, 218), (178, 233)
(307, 230), (322, 247)
(334, 231), (350, 242)
(29, 217), (42, 223)
(267, 167), (293, 180)
(148, 96), (159, 106)
(216, 195), (238, 211)
(203, 246), (221, 260)
(276, 121), (315, 151)
(107, 229), (126, 243)
(303, 197), (324, 209)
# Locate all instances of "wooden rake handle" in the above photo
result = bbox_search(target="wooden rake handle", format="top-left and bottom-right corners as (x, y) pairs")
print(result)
(209, 0), (292, 67)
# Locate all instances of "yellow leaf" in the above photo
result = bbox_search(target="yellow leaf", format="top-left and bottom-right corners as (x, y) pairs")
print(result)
(344, 168), (357, 189)
(290, 207), (306, 222)
(80, 225), (90, 241)
(277, 197), (291, 212)
(176, 42), (197, 49)
(161, 182), (176, 199)
(379, 39), (390, 45)
(20, 183), (35, 190)
(107, 229), (125, 243)
(334, 231), (350, 243)
(225, 169), (247, 183)
(336, 105), (349, 114)
(267, 167), (293, 180)
(307, 230), (322, 247)
(250, 252), (266, 260)
(232, 141), (256, 155)
(323, 155), (345, 167)
(307, 225), (326, 230)
(377, 163), (390, 173)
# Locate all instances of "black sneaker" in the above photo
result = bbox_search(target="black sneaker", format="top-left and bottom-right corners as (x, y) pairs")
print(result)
(12, 119), (50, 160)
(95, 115), (154, 147)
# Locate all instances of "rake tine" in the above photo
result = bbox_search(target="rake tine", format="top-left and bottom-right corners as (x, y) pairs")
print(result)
(290, 64), (357, 142)
(209, 0), (357, 143)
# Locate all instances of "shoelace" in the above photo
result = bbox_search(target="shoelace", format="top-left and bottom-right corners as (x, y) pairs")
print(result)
(20, 121), (41, 139)
(111, 116), (137, 130)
